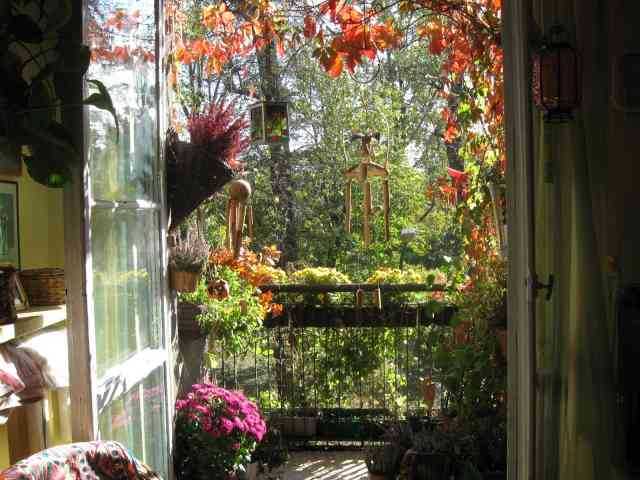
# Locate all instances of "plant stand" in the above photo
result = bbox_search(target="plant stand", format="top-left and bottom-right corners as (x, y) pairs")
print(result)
(177, 302), (209, 395)
(404, 451), (452, 480)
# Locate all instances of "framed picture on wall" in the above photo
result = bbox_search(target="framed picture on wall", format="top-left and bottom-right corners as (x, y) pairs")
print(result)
(0, 181), (20, 268)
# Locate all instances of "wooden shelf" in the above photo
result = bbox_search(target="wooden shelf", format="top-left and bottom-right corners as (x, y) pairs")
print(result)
(0, 305), (67, 344)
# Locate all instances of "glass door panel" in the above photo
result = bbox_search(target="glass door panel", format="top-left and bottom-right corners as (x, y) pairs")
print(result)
(98, 367), (168, 473)
(87, 0), (158, 203)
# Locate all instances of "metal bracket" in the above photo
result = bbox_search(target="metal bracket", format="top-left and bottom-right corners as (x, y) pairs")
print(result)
(533, 274), (555, 301)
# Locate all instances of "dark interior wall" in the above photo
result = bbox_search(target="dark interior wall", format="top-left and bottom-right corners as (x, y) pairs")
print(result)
(530, 0), (640, 478)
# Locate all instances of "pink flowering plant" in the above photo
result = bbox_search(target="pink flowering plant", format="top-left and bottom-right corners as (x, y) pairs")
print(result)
(173, 383), (267, 479)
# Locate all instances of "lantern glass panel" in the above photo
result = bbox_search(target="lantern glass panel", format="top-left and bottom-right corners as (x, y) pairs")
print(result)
(250, 104), (264, 143)
(540, 52), (560, 109)
(559, 47), (579, 108)
(263, 103), (289, 143)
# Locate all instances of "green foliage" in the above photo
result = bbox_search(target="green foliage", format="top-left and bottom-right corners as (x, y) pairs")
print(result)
(367, 266), (444, 304)
(287, 266), (351, 305)
(453, 257), (507, 328)
(289, 266), (351, 285)
(1, 0), (118, 187)
(187, 41), (463, 276)
(432, 327), (505, 420)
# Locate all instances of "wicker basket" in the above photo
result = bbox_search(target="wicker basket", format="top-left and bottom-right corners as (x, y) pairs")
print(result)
(0, 268), (17, 325)
(20, 268), (66, 306)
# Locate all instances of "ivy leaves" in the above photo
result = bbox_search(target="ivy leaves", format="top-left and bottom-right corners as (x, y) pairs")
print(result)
(85, 79), (119, 142)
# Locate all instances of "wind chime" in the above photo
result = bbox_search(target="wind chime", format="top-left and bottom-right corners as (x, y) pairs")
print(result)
(225, 179), (254, 258)
(343, 132), (390, 247)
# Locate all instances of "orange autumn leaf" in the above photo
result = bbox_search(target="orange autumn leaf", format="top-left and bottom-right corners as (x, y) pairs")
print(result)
(422, 378), (436, 410)
(319, 48), (343, 77)
(270, 303), (284, 317)
(428, 29), (446, 55)
(303, 15), (317, 39)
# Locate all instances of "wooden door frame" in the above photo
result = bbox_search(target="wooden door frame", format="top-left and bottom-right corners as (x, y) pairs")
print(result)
(503, 0), (536, 479)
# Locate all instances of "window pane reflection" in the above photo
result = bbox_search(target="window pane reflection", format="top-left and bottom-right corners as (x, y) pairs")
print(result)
(99, 367), (168, 476)
(91, 208), (162, 376)
(87, 0), (157, 202)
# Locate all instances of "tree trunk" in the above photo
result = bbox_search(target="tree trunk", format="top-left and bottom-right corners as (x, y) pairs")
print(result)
(445, 87), (464, 171)
(257, 42), (298, 263)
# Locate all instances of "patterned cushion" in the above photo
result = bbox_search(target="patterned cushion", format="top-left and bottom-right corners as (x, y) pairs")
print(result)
(0, 441), (162, 480)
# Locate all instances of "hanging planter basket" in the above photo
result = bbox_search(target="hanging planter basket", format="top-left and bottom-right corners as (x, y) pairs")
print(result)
(165, 129), (235, 232)
(250, 101), (289, 145)
(170, 269), (200, 293)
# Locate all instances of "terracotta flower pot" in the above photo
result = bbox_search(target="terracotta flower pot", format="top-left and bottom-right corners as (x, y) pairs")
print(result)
(171, 269), (200, 293)
(368, 474), (387, 480)
(404, 450), (452, 480)
(496, 328), (507, 357)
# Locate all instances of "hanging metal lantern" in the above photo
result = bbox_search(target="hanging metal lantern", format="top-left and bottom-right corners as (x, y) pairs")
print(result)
(250, 101), (289, 144)
(532, 26), (581, 122)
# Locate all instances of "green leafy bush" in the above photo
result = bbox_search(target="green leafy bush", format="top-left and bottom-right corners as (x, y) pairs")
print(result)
(367, 267), (446, 304)
(287, 267), (351, 305)
(181, 266), (265, 355)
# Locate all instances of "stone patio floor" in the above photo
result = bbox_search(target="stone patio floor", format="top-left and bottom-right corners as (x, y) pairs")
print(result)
(267, 451), (369, 479)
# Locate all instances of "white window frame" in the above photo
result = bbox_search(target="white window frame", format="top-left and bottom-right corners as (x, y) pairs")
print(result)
(64, 0), (173, 474)
(503, 0), (537, 478)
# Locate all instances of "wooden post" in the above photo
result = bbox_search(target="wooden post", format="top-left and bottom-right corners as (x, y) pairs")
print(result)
(383, 179), (390, 241)
(345, 181), (352, 234)
(234, 202), (247, 258)
(363, 179), (371, 247)
(247, 205), (254, 240)
(226, 199), (234, 251)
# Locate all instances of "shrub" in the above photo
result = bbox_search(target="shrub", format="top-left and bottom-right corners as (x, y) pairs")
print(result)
(367, 267), (445, 304)
(174, 384), (267, 479)
(169, 230), (209, 273)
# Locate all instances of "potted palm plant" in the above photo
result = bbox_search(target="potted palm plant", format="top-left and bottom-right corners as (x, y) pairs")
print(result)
(169, 230), (209, 293)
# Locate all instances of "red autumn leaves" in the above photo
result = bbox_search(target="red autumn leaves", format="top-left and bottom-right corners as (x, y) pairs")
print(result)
(307, 0), (403, 77)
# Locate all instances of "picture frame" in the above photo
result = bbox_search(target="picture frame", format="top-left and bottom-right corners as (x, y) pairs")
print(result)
(0, 181), (20, 268)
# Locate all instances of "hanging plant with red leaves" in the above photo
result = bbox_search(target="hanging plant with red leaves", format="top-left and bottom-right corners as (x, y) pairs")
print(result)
(167, 101), (249, 231)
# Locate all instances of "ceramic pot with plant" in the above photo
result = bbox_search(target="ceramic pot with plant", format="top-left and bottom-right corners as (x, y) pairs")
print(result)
(365, 444), (401, 480)
(403, 429), (454, 480)
(173, 383), (267, 480)
(169, 230), (209, 293)
(250, 426), (289, 479)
